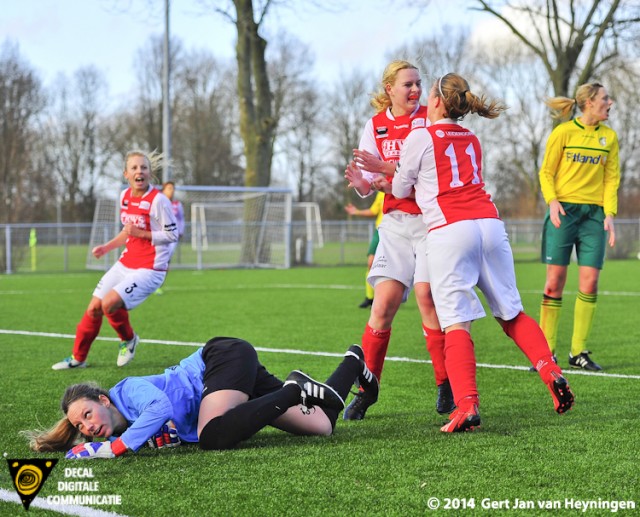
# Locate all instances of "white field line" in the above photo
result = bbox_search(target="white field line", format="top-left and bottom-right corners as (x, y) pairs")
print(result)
(0, 284), (361, 296)
(0, 488), (129, 517)
(1, 328), (639, 380)
(2, 284), (639, 296)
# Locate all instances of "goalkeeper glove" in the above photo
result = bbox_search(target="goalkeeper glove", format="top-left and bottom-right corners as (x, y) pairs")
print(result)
(147, 421), (181, 449)
(65, 437), (127, 459)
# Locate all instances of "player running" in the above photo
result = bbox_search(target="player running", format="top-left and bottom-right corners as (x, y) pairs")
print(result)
(27, 337), (378, 456)
(392, 73), (575, 432)
(52, 150), (178, 370)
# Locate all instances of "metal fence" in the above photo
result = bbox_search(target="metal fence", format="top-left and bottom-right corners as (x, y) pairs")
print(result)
(2, 219), (639, 274)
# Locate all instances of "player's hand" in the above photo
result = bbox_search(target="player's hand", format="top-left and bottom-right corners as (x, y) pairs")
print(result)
(345, 161), (372, 194)
(549, 199), (565, 228)
(344, 203), (357, 215)
(371, 176), (392, 193)
(147, 421), (181, 449)
(353, 149), (393, 175)
(344, 160), (363, 184)
(124, 223), (141, 238)
(604, 215), (616, 247)
(65, 442), (115, 460)
(91, 245), (106, 259)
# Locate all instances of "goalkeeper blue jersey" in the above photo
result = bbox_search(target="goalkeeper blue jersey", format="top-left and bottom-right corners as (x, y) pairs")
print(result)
(108, 348), (205, 451)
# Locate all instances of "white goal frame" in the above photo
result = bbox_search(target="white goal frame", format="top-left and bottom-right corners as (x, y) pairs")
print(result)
(87, 185), (296, 270)
(86, 197), (120, 271)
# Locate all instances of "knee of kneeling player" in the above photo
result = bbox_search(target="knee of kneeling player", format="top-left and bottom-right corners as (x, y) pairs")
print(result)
(310, 413), (335, 436)
(198, 416), (238, 451)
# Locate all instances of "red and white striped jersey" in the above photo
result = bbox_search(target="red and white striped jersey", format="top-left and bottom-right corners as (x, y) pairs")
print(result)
(392, 119), (499, 231)
(358, 105), (427, 215)
(118, 186), (178, 271)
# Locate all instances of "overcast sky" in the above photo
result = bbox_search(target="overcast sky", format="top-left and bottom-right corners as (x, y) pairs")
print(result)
(1, 0), (496, 100)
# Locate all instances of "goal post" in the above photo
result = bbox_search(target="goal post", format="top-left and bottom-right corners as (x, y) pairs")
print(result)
(86, 197), (120, 271)
(290, 201), (324, 264)
(87, 185), (297, 270)
(293, 202), (324, 248)
(85, 186), (326, 269)
(188, 186), (293, 268)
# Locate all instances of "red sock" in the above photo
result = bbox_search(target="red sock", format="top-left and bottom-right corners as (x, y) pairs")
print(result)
(423, 324), (447, 385)
(105, 308), (134, 342)
(72, 313), (103, 361)
(444, 329), (478, 410)
(362, 324), (391, 382)
(502, 312), (560, 383)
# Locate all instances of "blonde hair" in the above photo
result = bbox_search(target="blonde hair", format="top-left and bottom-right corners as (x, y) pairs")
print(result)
(434, 73), (507, 121)
(124, 149), (167, 184)
(544, 82), (604, 121)
(23, 383), (110, 452)
(370, 60), (419, 114)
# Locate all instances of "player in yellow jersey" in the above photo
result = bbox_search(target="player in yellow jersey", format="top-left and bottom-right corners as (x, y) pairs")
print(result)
(345, 191), (385, 308)
(537, 83), (620, 371)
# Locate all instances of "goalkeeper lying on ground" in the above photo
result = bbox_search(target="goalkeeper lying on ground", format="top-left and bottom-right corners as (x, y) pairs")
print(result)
(25, 337), (378, 458)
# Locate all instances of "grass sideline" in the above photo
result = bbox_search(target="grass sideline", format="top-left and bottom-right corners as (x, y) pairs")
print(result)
(1, 262), (639, 516)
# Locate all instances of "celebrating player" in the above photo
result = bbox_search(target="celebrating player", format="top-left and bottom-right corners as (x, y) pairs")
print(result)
(344, 60), (452, 420)
(51, 150), (179, 370)
(28, 337), (378, 456)
(392, 73), (575, 432)
(537, 83), (620, 372)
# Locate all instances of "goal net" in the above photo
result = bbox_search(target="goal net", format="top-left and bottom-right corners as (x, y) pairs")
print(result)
(86, 197), (120, 271)
(290, 202), (324, 264)
(87, 185), (296, 270)
(189, 186), (293, 268)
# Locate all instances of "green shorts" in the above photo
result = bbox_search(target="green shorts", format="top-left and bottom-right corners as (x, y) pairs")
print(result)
(541, 202), (606, 269)
(367, 228), (380, 256)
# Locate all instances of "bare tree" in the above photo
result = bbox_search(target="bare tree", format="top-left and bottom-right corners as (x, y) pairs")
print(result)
(471, 1), (640, 97)
(324, 69), (373, 212)
(465, 42), (551, 216)
(198, 0), (278, 187)
(0, 42), (47, 224)
(172, 50), (243, 185)
(43, 66), (115, 221)
(603, 61), (640, 217)
(268, 32), (326, 200)
(397, 25), (473, 82)
(468, 1), (640, 216)
(131, 35), (186, 153)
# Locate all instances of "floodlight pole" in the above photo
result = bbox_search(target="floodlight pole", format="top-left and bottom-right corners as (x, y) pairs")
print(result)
(162, 0), (172, 182)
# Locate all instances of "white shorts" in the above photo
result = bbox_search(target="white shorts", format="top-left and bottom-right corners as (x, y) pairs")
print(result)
(93, 261), (166, 310)
(426, 219), (523, 329)
(368, 212), (429, 300)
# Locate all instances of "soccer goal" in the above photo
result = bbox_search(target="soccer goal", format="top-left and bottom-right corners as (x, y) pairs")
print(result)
(87, 185), (296, 270)
(188, 186), (293, 268)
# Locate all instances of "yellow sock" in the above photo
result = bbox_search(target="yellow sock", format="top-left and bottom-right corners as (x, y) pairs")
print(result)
(540, 295), (562, 355)
(571, 291), (597, 356)
(365, 270), (374, 300)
